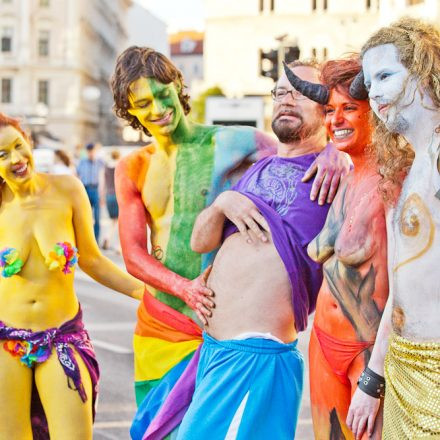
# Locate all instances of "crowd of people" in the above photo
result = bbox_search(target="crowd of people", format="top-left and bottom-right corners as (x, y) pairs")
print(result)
(0, 15), (439, 440)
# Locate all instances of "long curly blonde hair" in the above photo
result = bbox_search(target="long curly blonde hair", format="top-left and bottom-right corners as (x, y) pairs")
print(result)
(361, 17), (440, 202)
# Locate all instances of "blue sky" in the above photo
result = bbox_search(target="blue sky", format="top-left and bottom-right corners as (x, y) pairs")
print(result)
(137, 0), (205, 32)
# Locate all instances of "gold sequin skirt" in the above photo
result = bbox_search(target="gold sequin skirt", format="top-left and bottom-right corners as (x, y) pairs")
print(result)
(383, 333), (440, 439)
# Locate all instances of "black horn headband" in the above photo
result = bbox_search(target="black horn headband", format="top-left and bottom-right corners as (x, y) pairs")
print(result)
(282, 62), (329, 104)
(349, 70), (369, 100)
(282, 62), (369, 103)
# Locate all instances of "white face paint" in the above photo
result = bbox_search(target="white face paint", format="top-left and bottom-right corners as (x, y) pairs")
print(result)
(362, 44), (422, 135)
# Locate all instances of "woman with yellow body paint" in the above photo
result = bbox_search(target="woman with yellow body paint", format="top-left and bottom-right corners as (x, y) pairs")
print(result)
(0, 113), (145, 439)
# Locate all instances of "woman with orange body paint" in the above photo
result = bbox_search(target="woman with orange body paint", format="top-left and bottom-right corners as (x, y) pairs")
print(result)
(285, 58), (389, 439)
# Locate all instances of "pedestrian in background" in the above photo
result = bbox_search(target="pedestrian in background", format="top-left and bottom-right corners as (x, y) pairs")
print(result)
(76, 143), (104, 242)
(52, 149), (76, 175)
(102, 149), (121, 253)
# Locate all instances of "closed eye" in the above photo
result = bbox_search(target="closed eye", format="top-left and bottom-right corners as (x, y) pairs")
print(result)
(137, 101), (151, 109)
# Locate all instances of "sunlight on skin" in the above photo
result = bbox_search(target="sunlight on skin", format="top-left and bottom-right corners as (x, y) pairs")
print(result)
(308, 88), (388, 440)
(0, 124), (144, 439)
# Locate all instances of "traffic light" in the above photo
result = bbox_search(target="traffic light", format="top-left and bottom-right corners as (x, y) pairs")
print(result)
(259, 48), (279, 81)
(283, 46), (300, 64)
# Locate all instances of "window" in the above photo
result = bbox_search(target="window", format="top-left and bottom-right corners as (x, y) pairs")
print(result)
(38, 30), (50, 56)
(312, 48), (317, 58)
(1, 78), (12, 103)
(312, 0), (317, 10)
(366, 0), (371, 8)
(1, 27), (13, 52)
(323, 47), (328, 60)
(259, 0), (264, 12)
(39, 0), (50, 6)
(323, 0), (328, 10)
(38, 80), (49, 105)
(270, 0), (275, 11)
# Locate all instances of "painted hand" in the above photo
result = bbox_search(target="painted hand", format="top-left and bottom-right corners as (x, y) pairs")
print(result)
(346, 387), (381, 440)
(181, 266), (215, 326)
(302, 143), (351, 205)
(214, 191), (270, 243)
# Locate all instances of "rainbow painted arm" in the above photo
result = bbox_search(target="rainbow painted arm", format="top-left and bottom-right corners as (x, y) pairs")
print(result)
(115, 159), (214, 320)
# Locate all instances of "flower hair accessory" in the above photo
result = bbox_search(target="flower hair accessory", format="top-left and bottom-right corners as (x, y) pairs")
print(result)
(45, 242), (79, 274)
(0, 247), (24, 277)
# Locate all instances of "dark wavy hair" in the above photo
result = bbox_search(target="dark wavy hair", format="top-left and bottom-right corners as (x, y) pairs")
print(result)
(110, 46), (191, 136)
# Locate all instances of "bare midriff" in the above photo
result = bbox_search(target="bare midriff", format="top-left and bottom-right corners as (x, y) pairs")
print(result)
(0, 182), (79, 331)
(206, 232), (296, 343)
(0, 243), (78, 331)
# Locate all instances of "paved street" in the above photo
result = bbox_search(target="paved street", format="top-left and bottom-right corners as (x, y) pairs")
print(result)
(76, 250), (314, 440)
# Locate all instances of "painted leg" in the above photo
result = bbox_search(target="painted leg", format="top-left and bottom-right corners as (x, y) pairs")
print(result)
(0, 346), (33, 439)
(309, 329), (354, 440)
(35, 346), (94, 440)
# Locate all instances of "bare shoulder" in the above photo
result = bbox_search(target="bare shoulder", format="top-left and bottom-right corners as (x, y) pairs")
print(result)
(41, 174), (86, 210)
(45, 173), (83, 192)
(116, 144), (154, 188)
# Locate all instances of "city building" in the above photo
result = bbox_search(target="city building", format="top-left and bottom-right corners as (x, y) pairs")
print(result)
(127, 1), (168, 55)
(169, 30), (203, 94)
(202, 0), (440, 129)
(0, 0), (132, 150)
(203, 0), (381, 98)
(379, 0), (440, 24)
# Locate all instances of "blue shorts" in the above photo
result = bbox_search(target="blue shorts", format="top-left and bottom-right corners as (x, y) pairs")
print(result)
(177, 332), (304, 439)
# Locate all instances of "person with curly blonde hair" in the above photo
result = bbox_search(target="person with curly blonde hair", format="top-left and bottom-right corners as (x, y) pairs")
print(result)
(347, 17), (440, 439)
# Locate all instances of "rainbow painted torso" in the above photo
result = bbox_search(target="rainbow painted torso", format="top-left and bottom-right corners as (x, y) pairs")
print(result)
(140, 124), (271, 319)
(129, 124), (276, 437)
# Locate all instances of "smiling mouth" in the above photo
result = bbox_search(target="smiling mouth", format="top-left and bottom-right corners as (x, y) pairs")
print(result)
(12, 162), (28, 177)
(151, 111), (173, 126)
(333, 129), (354, 140)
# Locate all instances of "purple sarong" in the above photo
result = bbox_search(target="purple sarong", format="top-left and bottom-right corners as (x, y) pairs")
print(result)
(0, 307), (99, 439)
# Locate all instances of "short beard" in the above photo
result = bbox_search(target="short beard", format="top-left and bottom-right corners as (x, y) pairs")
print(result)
(385, 113), (409, 135)
(272, 114), (322, 143)
(272, 118), (302, 143)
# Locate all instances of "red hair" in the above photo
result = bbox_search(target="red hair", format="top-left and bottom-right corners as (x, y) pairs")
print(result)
(0, 112), (31, 143)
(320, 57), (362, 95)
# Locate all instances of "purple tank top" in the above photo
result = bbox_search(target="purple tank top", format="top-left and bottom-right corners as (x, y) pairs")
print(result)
(224, 153), (330, 332)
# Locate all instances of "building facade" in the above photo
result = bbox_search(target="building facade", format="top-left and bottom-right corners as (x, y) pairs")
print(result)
(127, 1), (168, 55)
(203, 0), (381, 97)
(0, 0), (132, 149)
(169, 30), (203, 94)
(379, 0), (440, 24)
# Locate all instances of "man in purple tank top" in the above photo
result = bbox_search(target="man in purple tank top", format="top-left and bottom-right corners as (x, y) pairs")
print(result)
(174, 60), (338, 439)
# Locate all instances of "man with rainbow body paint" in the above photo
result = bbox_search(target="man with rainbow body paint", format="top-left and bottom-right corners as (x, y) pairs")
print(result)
(110, 47), (349, 439)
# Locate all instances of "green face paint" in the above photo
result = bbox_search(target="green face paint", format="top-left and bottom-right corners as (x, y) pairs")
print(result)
(128, 77), (185, 140)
